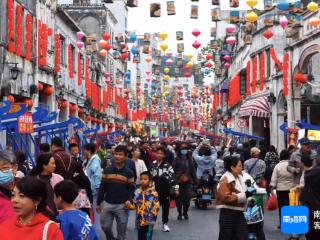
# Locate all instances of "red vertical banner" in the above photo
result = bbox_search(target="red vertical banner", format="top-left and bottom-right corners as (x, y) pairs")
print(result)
(68, 45), (74, 79)
(55, 34), (61, 72)
(77, 52), (82, 86)
(7, 0), (15, 53)
(246, 60), (251, 96)
(252, 56), (258, 94)
(260, 52), (265, 91)
(25, 13), (33, 61)
(15, 5), (23, 57)
(228, 74), (242, 107)
(283, 52), (289, 96)
(85, 58), (91, 99)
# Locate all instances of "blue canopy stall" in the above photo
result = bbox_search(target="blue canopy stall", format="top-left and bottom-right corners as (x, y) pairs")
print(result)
(222, 128), (264, 144)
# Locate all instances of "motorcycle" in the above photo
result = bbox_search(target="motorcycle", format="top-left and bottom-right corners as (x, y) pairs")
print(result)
(194, 170), (214, 209)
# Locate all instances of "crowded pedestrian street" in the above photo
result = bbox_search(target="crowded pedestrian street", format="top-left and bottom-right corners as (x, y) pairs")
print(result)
(1, 0), (320, 239)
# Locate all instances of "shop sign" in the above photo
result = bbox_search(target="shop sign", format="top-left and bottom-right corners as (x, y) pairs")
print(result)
(237, 118), (248, 128)
(18, 113), (34, 134)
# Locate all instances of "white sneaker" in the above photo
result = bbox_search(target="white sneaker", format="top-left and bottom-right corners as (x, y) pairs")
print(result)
(162, 223), (170, 232)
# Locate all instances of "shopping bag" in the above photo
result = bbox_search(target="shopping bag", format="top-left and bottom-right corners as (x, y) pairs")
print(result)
(170, 199), (176, 208)
(266, 195), (278, 211)
(289, 187), (301, 206)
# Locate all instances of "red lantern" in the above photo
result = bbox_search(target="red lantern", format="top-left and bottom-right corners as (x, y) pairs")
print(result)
(121, 53), (129, 60)
(206, 62), (213, 68)
(263, 29), (274, 39)
(294, 73), (308, 84)
(206, 54), (212, 61)
(104, 44), (112, 51)
(102, 32), (110, 41)
(61, 101), (68, 109)
(38, 83), (44, 92)
(8, 95), (14, 103)
(44, 86), (54, 95)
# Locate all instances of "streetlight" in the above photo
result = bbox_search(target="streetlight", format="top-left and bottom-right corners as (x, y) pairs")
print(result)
(7, 62), (19, 80)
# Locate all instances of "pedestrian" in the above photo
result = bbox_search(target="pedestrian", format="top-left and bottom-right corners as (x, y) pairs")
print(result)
(54, 180), (98, 240)
(269, 149), (295, 228)
(69, 143), (83, 165)
(192, 142), (217, 179)
(215, 151), (225, 181)
(0, 150), (16, 223)
(300, 159), (320, 240)
(0, 177), (63, 240)
(216, 156), (251, 240)
(39, 142), (51, 153)
(299, 154), (313, 187)
(150, 146), (177, 232)
(15, 150), (29, 177)
(127, 171), (160, 240)
(97, 145), (135, 240)
(30, 153), (64, 218)
(131, 146), (148, 186)
(51, 137), (77, 179)
(173, 142), (197, 220)
(241, 142), (251, 162)
(83, 143), (102, 232)
(244, 147), (266, 187)
(264, 145), (279, 195)
(72, 162), (93, 215)
(287, 138), (316, 185)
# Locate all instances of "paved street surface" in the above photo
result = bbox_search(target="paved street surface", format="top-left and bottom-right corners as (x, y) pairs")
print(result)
(99, 201), (300, 240)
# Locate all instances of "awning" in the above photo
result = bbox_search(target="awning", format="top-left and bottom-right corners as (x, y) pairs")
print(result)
(223, 128), (264, 141)
(239, 96), (270, 118)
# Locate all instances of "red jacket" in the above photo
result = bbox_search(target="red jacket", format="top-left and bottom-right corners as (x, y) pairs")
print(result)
(0, 190), (15, 224)
(0, 213), (63, 240)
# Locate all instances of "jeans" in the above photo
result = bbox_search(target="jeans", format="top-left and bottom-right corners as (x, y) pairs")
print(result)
(100, 202), (129, 240)
(138, 225), (154, 240)
(92, 195), (101, 237)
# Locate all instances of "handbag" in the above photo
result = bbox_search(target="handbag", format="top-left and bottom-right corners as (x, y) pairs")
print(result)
(266, 195), (278, 211)
(178, 173), (190, 183)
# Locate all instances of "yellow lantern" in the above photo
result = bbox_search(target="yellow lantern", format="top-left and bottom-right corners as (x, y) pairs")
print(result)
(159, 32), (168, 41)
(245, 11), (258, 23)
(309, 17), (320, 27)
(186, 54), (193, 60)
(186, 61), (193, 68)
(246, 0), (258, 8)
(164, 85), (169, 91)
(160, 44), (168, 52)
(163, 75), (170, 81)
(164, 68), (170, 74)
(307, 1), (319, 12)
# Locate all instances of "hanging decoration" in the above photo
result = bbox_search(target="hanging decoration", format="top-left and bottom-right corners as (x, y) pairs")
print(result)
(252, 56), (257, 93)
(164, 68), (170, 74)
(279, 16), (288, 29)
(159, 32), (168, 41)
(150, 3), (161, 17)
(176, 31), (184, 40)
(76, 41), (84, 49)
(78, 52), (82, 86)
(191, 5), (199, 19)
(270, 48), (283, 70)
(246, 60), (251, 96)
(260, 52), (265, 91)
(206, 54), (213, 61)
(307, 1), (318, 12)
(167, 1), (176, 15)
(293, 72), (308, 85)
(177, 43), (185, 53)
(166, 59), (174, 65)
(226, 24), (236, 33)
(7, 0), (15, 53)
(38, 20), (48, 68)
(223, 55), (231, 61)
(44, 86), (54, 96)
(192, 28), (201, 37)
(246, 0), (258, 8)
(228, 74), (242, 107)
(55, 34), (61, 73)
(68, 45), (74, 79)
(283, 53), (289, 96)
(192, 40), (201, 49)
(8, 95), (15, 103)
(129, 32), (137, 42)
(25, 13), (33, 61)
(226, 36), (236, 45)
(38, 83), (44, 92)
(224, 62), (231, 69)
(102, 32), (111, 41)
(277, 1), (289, 11)
(15, 4), (23, 57)
(263, 29), (274, 39)
(309, 17), (320, 27)
(245, 11), (258, 23)
(76, 32), (85, 40)
(160, 43), (168, 52)
(100, 49), (108, 57)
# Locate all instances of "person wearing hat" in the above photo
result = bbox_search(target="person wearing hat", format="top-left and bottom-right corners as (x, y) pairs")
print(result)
(244, 147), (266, 187)
(287, 137), (317, 185)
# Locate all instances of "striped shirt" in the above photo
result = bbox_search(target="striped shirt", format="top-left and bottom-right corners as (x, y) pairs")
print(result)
(97, 165), (135, 205)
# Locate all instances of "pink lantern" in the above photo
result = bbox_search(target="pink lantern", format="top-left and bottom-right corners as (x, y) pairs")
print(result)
(104, 72), (110, 78)
(166, 59), (174, 65)
(192, 40), (201, 49)
(279, 16), (288, 29)
(192, 29), (201, 37)
(226, 24), (236, 33)
(225, 62), (231, 69)
(146, 70), (151, 75)
(76, 41), (84, 49)
(105, 79), (111, 84)
(76, 32), (85, 40)
(223, 55), (231, 61)
(166, 51), (173, 57)
(226, 36), (236, 45)
(146, 78), (151, 82)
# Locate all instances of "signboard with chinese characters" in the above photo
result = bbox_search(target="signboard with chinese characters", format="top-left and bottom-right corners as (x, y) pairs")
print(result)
(18, 113), (34, 134)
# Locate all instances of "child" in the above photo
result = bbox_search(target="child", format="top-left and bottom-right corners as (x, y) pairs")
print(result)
(54, 180), (98, 240)
(128, 171), (160, 240)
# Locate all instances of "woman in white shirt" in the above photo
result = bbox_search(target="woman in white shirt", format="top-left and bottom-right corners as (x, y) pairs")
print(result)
(131, 146), (148, 186)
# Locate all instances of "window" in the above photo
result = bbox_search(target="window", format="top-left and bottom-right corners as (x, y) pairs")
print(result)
(266, 49), (271, 79)
(60, 35), (66, 65)
(240, 69), (246, 95)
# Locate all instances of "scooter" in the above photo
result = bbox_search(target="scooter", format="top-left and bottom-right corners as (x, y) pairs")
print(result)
(194, 171), (214, 209)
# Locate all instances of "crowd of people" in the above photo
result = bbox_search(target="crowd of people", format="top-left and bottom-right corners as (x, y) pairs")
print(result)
(0, 136), (319, 240)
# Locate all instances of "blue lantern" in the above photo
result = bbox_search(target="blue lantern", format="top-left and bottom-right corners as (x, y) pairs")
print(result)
(277, 1), (289, 11)
(130, 47), (138, 55)
(129, 32), (137, 43)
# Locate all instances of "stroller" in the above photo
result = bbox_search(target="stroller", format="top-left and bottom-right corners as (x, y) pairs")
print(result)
(244, 179), (266, 240)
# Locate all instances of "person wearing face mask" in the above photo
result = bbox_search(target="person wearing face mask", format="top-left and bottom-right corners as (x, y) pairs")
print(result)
(0, 150), (17, 223)
(172, 143), (197, 220)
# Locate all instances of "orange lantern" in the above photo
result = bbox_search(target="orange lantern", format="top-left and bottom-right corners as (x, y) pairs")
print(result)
(8, 95), (14, 103)
(44, 86), (54, 96)
(24, 99), (33, 108)
(61, 100), (68, 109)
(38, 83), (44, 92)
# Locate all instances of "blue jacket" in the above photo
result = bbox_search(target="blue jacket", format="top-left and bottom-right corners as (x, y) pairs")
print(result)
(85, 154), (102, 196)
(193, 147), (217, 178)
